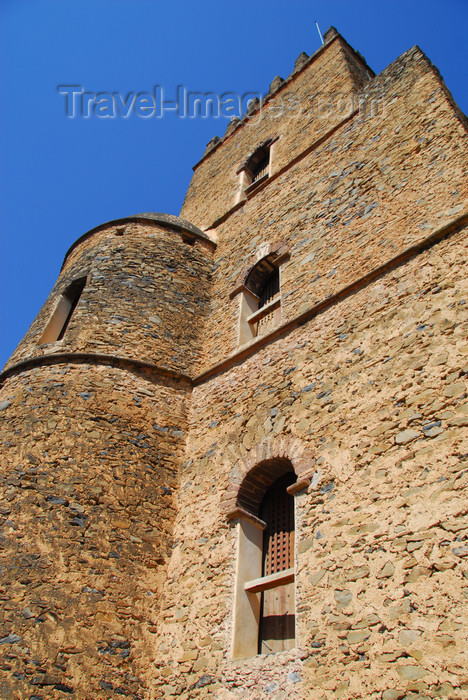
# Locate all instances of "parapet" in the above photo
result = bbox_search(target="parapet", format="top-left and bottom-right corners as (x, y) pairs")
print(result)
(192, 26), (375, 172)
(62, 212), (215, 269)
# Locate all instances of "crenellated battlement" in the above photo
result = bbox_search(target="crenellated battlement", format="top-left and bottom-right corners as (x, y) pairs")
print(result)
(195, 27), (375, 168)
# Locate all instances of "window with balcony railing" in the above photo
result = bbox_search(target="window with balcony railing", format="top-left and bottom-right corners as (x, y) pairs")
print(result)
(245, 143), (271, 194)
(235, 141), (274, 206)
(251, 153), (270, 184)
(251, 267), (281, 338)
(237, 255), (282, 345)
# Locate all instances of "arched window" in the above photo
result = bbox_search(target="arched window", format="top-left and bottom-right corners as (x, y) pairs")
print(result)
(235, 139), (277, 204)
(40, 277), (87, 344)
(247, 144), (270, 185)
(238, 255), (282, 344)
(230, 459), (296, 658)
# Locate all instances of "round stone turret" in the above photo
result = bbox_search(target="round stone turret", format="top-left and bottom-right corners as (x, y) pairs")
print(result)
(4, 213), (214, 376)
(0, 212), (214, 696)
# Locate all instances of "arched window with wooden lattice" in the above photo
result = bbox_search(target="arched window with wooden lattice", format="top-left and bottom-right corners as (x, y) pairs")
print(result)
(238, 255), (282, 344)
(235, 139), (278, 205)
(229, 459), (297, 658)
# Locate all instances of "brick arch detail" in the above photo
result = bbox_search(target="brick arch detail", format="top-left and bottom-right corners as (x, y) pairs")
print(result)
(233, 239), (290, 293)
(222, 437), (316, 520)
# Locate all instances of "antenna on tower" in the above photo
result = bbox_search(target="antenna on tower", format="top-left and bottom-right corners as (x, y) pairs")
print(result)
(315, 21), (324, 45)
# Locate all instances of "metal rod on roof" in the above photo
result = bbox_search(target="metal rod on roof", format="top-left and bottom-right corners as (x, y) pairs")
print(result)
(315, 21), (324, 45)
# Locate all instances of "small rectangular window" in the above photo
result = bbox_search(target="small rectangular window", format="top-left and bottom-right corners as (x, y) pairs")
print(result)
(40, 277), (87, 344)
(251, 152), (270, 184)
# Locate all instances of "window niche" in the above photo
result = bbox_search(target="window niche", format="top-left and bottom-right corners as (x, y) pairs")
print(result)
(235, 138), (277, 204)
(40, 276), (87, 344)
(228, 459), (298, 659)
(235, 253), (286, 346)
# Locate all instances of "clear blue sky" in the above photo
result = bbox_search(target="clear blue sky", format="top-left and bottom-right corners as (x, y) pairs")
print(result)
(1, 0), (467, 368)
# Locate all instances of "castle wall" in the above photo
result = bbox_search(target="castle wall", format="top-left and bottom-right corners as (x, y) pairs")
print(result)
(152, 226), (468, 699)
(190, 47), (467, 371)
(0, 362), (189, 699)
(1, 29), (467, 700)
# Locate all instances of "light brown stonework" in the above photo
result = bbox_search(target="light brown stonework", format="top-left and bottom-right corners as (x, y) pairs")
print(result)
(1, 27), (467, 700)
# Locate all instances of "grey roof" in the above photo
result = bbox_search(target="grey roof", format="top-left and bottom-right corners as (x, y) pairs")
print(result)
(62, 212), (213, 268)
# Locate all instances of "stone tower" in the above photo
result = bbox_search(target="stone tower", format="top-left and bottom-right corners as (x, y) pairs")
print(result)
(1, 27), (467, 700)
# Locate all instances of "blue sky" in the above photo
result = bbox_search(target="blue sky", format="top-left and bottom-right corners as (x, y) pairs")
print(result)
(1, 0), (467, 368)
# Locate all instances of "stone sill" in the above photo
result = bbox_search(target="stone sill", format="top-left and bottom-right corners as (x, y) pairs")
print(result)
(226, 507), (266, 529)
(287, 478), (311, 495)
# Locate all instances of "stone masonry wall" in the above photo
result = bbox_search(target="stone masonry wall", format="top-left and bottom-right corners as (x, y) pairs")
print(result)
(151, 226), (468, 699)
(189, 47), (467, 372)
(0, 361), (189, 699)
(180, 34), (373, 230)
(1, 29), (467, 700)
(6, 221), (213, 376)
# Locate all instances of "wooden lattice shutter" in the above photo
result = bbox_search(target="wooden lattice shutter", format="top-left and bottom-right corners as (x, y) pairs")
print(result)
(258, 269), (280, 308)
(251, 154), (269, 183)
(258, 471), (296, 653)
(261, 472), (295, 576)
